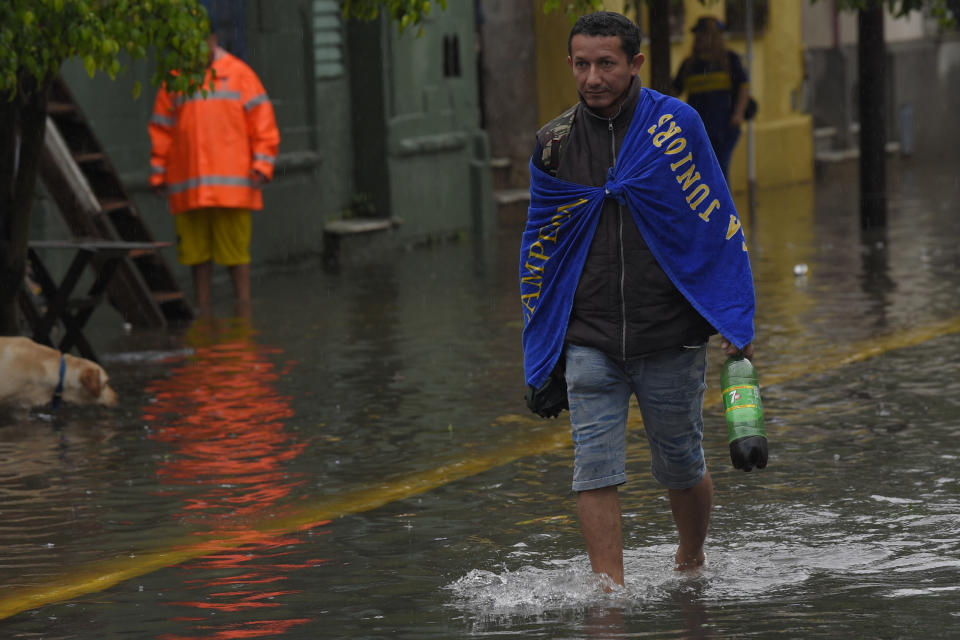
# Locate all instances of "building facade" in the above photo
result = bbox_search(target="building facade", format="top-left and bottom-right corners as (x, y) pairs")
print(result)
(526, 0), (814, 195)
(803, 1), (960, 161)
(32, 0), (494, 279)
(31, 1), (958, 286)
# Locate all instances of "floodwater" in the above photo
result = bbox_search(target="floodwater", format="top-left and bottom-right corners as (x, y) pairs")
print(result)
(2, 158), (959, 638)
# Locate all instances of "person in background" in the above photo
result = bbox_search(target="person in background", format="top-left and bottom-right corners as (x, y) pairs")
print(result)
(672, 16), (750, 181)
(149, 31), (280, 315)
(521, 11), (758, 587)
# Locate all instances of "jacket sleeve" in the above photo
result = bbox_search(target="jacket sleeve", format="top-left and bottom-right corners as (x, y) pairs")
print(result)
(728, 51), (749, 88)
(242, 71), (280, 181)
(148, 88), (175, 187)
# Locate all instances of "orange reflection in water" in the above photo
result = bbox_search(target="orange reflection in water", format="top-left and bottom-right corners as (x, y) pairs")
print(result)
(144, 319), (304, 525)
(157, 618), (314, 640)
(143, 317), (326, 638)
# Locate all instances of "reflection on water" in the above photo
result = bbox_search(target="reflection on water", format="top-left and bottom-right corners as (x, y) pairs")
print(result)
(1, 159), (960, 638)
(141, 317), (321, 638)
(144, 317), (303, 525)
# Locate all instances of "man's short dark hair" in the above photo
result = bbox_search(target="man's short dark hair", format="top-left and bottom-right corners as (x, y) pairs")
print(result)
(568, 11), (642, 61)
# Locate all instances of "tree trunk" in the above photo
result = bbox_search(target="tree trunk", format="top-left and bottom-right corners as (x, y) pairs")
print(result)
(647, 0), (672, 94)
(0, 73), (51, 336)
(858, 5), (886, 229)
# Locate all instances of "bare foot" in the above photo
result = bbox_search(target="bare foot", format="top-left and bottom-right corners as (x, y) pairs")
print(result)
(595, 572), (623, 593)
(674, 551), (706, 572)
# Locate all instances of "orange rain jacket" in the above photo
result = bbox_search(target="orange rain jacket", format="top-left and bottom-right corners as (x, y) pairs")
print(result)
(149, 50), (280, 215)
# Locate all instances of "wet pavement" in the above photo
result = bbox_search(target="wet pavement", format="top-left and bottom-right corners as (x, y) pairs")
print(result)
(1, 157), (959, 638)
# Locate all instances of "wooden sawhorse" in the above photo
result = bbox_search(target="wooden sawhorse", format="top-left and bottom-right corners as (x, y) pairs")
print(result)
(18, 239), (172, 362)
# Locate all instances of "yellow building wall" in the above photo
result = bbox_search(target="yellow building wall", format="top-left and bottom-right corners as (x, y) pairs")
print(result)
(534, 0), (627, 126)
(532, 0), (812, 191)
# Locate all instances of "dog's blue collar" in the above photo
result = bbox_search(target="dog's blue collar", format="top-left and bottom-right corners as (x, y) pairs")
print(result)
(51, 354), (65, 411)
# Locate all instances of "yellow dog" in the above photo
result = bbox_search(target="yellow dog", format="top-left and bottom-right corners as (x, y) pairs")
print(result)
(0, 337), (118, 409)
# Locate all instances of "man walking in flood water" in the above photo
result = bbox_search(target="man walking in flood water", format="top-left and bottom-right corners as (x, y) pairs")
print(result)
(520, 11), (759, 586)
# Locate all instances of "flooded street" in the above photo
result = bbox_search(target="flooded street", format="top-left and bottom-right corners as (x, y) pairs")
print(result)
(2, 158), (960, 638)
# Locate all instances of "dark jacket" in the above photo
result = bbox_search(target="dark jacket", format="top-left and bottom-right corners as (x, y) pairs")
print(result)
(533, 77), (715, 360)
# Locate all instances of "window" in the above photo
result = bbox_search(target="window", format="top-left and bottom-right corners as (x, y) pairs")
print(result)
(312, 0), (344, 79)
(724, 0), (769, 36)
(443, 34), (461, 78)
(630, 0), (685, 41)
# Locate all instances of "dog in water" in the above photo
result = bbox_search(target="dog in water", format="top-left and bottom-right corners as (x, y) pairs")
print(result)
(0, 336), (118, 409)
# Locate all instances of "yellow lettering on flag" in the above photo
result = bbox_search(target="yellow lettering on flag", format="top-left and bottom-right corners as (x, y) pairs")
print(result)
(726, 214), (742, 240)
(699, 199), (720, 222)
(557, 198), (588, 214)
(686, 184), (709, 210)
(670, 152), (693, 172)
(527, 241), (549, 262)
(664, 137), (687, 155)
(676, 165), (701, 191)
(647, 113), (674, 135)
(652, 122), (682, 147)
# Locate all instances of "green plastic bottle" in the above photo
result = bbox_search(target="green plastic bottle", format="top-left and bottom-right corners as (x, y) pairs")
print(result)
(720, 355), (768, 471)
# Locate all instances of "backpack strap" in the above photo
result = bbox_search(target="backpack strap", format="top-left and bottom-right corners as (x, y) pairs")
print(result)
(539, 103), (579, 176)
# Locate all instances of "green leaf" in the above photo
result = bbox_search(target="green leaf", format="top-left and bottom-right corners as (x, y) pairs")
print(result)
(132, 80), (142, 99)
(83, 55), (96, 78)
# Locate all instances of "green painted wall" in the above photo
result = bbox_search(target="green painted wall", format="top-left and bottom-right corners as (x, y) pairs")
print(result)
(45, 0), (354, 278)
(348, 5), (494, 241)
(35, 0), (494, 283)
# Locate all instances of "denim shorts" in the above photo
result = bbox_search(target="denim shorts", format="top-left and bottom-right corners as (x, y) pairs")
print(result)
(564, 342), (708, 491)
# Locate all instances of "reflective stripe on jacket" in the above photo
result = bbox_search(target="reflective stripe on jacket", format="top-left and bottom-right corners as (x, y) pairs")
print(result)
(148, 50), (280, 215)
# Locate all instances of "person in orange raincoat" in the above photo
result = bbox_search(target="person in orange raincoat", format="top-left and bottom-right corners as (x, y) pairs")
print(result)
(149, 31), (280, 314)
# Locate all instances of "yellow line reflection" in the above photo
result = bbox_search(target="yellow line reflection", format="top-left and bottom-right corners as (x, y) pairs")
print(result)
(2, 314), (960, 620)
(762, 314), (960, 388)
(0, 427), (570, 620)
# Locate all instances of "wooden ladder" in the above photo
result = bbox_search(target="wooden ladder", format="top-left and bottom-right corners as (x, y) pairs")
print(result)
(39, 76), (193, 328)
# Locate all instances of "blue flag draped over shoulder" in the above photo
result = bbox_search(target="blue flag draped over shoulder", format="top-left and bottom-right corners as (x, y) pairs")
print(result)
(520, 88), (755, 388)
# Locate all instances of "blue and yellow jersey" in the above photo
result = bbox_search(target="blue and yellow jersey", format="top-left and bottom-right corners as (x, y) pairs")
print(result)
(673, 50), (748, 135)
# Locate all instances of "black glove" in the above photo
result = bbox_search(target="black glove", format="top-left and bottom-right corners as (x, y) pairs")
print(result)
(730, 435), (768, 472)
(524, 362), (568, 419)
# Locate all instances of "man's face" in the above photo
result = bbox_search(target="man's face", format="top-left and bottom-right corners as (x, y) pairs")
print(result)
(568, 34), (644, 117)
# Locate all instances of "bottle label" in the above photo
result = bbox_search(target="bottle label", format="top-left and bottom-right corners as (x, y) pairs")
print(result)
(722, 383), (766, 442)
